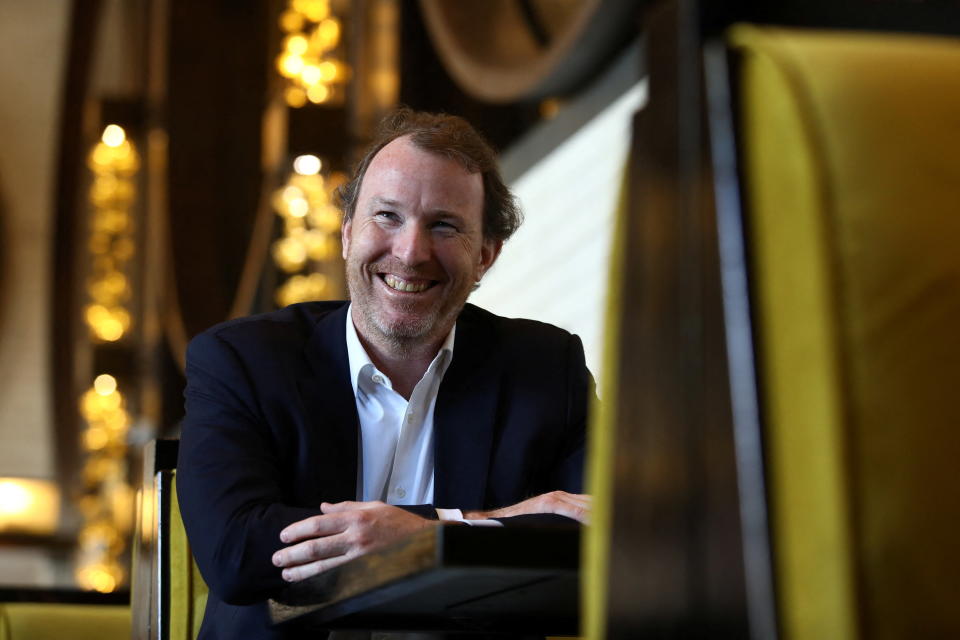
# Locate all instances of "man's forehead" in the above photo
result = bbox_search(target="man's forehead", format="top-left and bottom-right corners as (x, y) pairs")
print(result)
(358, 137), (483, 208)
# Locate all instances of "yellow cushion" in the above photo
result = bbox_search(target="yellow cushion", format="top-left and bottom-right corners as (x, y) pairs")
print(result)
(0, 603), (129, 640)
(731, 24), (960, 640)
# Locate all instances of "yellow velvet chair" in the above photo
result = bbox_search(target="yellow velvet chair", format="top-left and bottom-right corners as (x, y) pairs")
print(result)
(724, 25), (960, 640)
(0, 601), (129, 640)
(584, 10), (960, 640)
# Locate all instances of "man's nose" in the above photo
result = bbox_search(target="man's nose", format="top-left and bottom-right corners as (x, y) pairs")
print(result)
(393, 224), (432, 266)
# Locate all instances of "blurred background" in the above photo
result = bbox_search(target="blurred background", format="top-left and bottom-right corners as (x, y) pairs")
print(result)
(0, 0), (642, 594)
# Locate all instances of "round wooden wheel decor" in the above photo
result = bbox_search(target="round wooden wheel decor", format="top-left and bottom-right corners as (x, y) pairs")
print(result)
(419, 0), (640, 103)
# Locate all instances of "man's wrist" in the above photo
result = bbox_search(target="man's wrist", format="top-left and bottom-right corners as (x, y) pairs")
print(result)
(436, 508), (503, 527)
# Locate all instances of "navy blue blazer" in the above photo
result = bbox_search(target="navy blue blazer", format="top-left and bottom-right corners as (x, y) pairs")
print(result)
(177, 301), (590, 639)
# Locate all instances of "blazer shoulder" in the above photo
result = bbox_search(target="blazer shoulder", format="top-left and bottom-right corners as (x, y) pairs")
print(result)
(461, 303), (578, 348)
(188, 301), (348, 357)
(458, 304), (584, 376)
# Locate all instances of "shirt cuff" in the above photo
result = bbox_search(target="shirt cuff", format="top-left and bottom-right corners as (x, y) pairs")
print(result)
(435, 508), (504, 527)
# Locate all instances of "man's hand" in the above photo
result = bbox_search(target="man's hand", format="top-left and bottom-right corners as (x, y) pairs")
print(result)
(271, 501), (436, 582)
(464, 491), (592, 524)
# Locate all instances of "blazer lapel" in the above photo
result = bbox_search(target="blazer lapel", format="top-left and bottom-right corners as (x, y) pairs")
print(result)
(433, 305), (501, 510)
(297, 303), (359, 503)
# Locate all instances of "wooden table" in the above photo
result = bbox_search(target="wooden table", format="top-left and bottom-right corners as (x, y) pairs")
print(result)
(268, 524), (580, 636)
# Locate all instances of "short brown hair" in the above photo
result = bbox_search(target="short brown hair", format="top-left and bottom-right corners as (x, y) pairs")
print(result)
(336, 107), (522, 242)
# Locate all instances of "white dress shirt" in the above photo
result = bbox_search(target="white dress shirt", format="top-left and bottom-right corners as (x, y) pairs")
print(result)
(344, 306), (501, 526)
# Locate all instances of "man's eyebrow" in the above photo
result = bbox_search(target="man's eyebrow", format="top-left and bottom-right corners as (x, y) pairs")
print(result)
(370, 197), (402, 209)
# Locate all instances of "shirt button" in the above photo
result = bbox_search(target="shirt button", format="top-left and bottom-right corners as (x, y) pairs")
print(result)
(372, 374), (384, 384)
(395, 486), (406, 498)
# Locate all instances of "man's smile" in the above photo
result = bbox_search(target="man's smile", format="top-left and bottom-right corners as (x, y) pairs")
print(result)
(381, 273), (439, 294)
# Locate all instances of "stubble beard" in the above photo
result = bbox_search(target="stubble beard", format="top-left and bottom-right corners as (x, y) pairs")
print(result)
(346, 260), (469, 358)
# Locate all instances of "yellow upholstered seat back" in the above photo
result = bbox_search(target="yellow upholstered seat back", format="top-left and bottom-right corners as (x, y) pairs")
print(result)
(170, 473), (208, 640)
(731, 25), (960, 640)
(0, 602), (130, 640)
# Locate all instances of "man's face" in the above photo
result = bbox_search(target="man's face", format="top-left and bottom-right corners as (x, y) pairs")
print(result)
(342, 136), (501, 350)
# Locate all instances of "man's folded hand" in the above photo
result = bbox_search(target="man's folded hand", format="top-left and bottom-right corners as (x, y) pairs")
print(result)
(271, 500), (436, 582)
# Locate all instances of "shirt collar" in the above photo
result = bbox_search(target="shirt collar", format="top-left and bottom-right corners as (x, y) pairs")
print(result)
(344, 303), (456, 396)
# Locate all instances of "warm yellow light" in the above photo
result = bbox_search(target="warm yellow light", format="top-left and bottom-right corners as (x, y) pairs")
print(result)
(285, 34), (309, 55)
(0, 478), (60, 535)
(316, 18), (340, 50)
(318, 60), (337, 82)
(76, 564), (121, 593)
(308, 205), (342, 233)
(0, 481), (32, 514)
(301, 64), (322, 86)
(272, 237), (308, 273)
(84, 304), (130, 342)
(94, 374), (117, 396)
(276, 272), (329, 307)
(288, 197), (309, 218)
(293, 154), (321, 176)
(304, 230), (335, 261)
(81, 388), (120, 420)
(278, 53), (305, 78)
(90, 570), (117, 593)
(285, 86), (307, 108)
(87, 272), (130, 305)
(306, 83), (330, 104)
(101, 124), (126, 148)
(84, 427), (109, 451)
(297, 0), (330, 22)
(282, 185), (305, 203)
(279, 9), (305, 33)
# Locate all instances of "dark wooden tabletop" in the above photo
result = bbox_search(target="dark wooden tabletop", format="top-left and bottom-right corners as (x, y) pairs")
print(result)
(268, 523), (581, 636)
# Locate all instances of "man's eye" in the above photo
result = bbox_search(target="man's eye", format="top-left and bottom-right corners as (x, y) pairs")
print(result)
(432, 221), (458, 232)
(375, 211), (399, 221)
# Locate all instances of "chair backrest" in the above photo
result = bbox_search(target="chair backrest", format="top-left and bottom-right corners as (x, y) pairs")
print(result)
(724, 25), (960, 640)
(132, 440), (208, 640)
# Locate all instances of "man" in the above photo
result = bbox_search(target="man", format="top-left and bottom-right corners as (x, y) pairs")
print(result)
(177, 108), (592, 639)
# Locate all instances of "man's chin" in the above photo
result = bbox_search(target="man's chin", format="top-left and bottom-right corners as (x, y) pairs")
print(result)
(374, 316), (434, 342)
(369, 305), (459, 344)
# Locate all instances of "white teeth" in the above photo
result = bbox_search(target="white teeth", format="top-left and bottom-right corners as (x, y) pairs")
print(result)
(384, 274), (430, 293)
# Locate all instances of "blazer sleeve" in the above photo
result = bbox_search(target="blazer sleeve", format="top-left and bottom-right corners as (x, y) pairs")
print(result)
(177, 330), (320, 605)
(495, 331), (594, 527)
(554, 332), (592, 494)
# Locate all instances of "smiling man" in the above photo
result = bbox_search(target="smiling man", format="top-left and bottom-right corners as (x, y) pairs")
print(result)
(177, 108), (592, 640)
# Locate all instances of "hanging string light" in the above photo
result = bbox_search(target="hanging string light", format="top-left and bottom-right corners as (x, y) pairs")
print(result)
(74, 123), (139, 592)
(84, 124), (138, 342)
(276, 0), (351, 107)
(272, 155), (345, 307)
(75, 373), (134, 593)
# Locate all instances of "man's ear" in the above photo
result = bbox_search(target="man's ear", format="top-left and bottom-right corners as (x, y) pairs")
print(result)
(341, 217), (352, 259)
(477, 239), (503, 281)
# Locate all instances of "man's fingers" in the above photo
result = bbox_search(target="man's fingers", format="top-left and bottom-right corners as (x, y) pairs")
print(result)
(272, 533), (351, 568)
(280, 552), (353, 582)
(279, 513), (347, 543)
(556, 493), (591, 508)
(547, 492), (591, 523)
(275, 503), (433, 581)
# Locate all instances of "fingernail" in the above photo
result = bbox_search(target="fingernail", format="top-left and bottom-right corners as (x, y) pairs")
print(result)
(272, 553), (282, 566)
(282, 570), (292, 581)
(280, 532), (289, 543)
